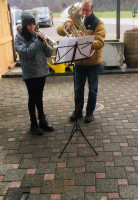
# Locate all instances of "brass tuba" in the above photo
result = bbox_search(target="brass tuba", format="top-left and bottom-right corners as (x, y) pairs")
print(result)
(63, 4), (95, 56)
(63, 4), (88, 37)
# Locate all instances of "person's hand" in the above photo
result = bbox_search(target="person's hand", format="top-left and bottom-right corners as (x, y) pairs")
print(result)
(39, 32), (47, 42)
(65, 22), (73, 33)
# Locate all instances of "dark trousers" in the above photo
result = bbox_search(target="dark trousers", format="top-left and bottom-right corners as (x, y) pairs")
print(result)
(74, 65), (100, 114)
(25, 76), (46, 124)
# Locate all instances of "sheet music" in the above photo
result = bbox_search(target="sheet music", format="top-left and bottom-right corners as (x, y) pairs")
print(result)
(75, 36), (95, 60)
(56, 37), (76, 63)
(55, 35), (95, 64)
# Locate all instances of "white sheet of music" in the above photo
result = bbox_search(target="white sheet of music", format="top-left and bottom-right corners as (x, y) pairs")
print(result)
(55, 35), (95, 64)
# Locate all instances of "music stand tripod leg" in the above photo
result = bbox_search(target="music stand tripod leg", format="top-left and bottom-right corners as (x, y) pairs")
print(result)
(59, 121), (78, 158)
(59, 118), (98, 158)
(76, 122), (98, 156)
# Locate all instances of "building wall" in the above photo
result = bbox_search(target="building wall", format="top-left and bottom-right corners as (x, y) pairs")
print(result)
(0, 0), (14, 78)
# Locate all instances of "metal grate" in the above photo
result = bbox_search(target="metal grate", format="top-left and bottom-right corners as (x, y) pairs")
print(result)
(83, 103), (104, 111)
(94, 103), (104, 111)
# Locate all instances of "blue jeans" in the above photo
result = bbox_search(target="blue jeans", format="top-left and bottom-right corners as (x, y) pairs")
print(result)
(74, 65), (100, 113)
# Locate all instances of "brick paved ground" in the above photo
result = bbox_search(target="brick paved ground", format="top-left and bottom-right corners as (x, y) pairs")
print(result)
(0, 74), (138, 200)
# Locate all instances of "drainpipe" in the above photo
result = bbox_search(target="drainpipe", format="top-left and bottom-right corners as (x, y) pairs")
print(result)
(116, 0), (120, 40)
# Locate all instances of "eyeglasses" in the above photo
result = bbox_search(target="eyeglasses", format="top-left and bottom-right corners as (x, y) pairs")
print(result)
(81, 8), (92, 12)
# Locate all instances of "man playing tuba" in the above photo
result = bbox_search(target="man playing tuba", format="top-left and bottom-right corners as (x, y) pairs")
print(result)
(57, 0), (106, 123)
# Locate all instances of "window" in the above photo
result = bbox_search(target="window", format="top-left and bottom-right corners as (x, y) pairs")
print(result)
(11, 12), (14, 24)
(15, 11), (22, 24)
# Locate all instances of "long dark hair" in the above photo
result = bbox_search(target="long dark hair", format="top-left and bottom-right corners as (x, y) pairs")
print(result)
(22, 26), (33, 42)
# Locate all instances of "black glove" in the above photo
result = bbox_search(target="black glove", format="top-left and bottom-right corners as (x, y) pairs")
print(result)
(38, 35), (43, 42)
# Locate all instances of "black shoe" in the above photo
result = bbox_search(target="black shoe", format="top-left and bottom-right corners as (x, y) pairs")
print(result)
(39, 122), (54, 132)
(39, 115), (54, 132)
(69, 110), (83, 122)
(30, 124), (43, 135)
(84, 112), (94, 123)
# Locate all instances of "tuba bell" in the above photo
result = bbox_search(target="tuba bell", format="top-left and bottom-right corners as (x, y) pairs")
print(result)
(63, 4), (88, 37)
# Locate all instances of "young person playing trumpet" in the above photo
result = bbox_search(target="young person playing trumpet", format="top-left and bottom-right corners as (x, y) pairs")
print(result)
(15, 11), (54, 135)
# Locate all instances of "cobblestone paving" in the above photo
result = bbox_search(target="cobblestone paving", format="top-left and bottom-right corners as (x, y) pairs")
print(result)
(0, 74), (138, 200)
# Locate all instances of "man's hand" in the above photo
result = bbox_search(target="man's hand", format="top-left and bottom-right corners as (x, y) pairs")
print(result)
(65, 21), (73, 33)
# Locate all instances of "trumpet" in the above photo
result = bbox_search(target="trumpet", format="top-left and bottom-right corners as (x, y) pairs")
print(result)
(33, 30), (56, 47)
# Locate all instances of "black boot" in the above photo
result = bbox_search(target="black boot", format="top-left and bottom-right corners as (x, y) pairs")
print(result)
(39, 114), (54, 132)
(30, 123), (43, 136)
(84, 112), (94, 123)
(70, 110), (83, 122)
(70, 102), (83, 122)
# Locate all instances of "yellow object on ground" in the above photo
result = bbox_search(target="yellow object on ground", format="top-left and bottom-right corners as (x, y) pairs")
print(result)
(47, 62), (68, 73)
(69, 65), (74, 72)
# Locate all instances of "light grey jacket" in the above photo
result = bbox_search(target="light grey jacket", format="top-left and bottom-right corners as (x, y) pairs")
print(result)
(15, 31), (53, 80)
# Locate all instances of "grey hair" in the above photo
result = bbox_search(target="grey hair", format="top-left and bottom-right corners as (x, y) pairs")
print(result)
(82, 0), (93, 8)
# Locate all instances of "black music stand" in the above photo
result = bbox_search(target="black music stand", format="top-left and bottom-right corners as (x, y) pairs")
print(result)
(54, 36), (94, 65)
(54, 37), (98, 158)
